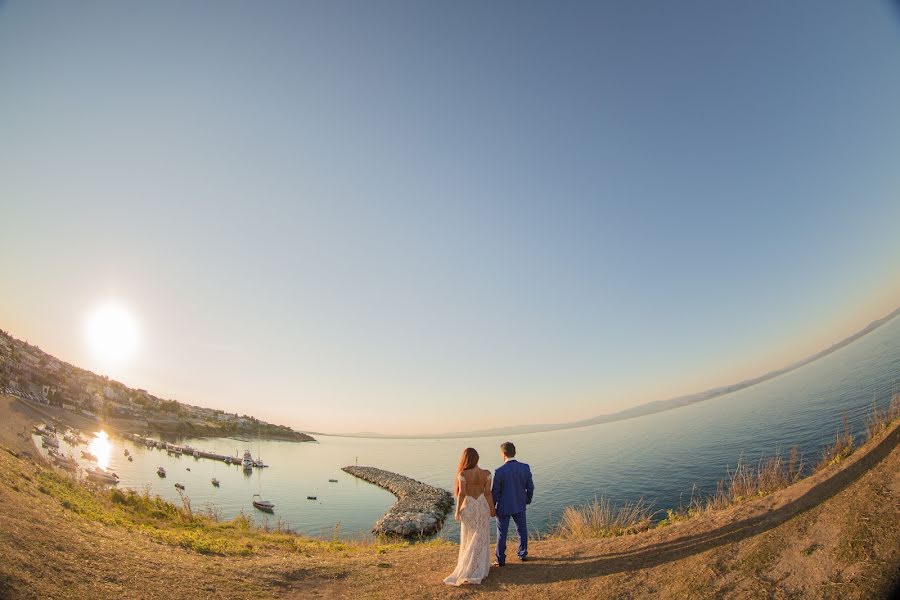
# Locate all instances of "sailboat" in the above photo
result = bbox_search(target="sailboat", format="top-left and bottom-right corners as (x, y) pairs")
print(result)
(252, 494), (274, 513)
(253, 433), (268, 468)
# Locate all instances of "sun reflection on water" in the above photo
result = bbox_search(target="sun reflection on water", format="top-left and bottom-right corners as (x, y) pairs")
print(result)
(89, 430), (111, 470)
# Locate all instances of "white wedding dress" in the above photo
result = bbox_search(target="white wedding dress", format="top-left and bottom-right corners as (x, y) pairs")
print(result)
(444, 472), (492, 586)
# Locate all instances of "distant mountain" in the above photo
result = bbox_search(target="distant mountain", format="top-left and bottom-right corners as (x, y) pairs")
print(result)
(334, 306), (900, 440)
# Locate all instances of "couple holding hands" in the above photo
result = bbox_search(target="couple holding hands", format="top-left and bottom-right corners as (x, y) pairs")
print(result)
(444, 441), (535, 586)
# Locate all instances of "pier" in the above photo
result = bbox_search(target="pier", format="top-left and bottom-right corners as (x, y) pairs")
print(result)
(120, 433), (260, 466)
(342, 465), (453, 537)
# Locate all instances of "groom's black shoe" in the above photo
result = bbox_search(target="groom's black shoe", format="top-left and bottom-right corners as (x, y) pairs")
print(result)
(519, 556), (528, 562)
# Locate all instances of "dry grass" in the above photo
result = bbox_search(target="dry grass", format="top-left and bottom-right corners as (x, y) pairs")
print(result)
(657, 446), (805, 525)
(556, 495), (653, 539)
(816, 415), (855, 472)
(865, 391), (900, 440)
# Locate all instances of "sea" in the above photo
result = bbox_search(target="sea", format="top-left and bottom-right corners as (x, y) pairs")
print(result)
(34, 313), (900, 541)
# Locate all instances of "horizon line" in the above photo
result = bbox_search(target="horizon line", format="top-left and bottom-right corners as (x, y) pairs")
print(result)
(318, 304), (900, 440)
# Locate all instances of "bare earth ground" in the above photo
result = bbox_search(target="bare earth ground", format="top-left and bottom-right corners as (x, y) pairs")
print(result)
(0, 393), (898, 599)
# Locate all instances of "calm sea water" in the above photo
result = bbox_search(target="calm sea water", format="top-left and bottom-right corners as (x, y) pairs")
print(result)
(36, 314), (900, 541)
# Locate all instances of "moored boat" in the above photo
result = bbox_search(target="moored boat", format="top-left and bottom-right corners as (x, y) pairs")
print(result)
(81, 450), (98, 462)
(174, 483), (185, 490)
(86, 467), (119, 485)
(157, 467), (166, 477)
(211, 478), (220, 487)
(252, 494), (274, 513)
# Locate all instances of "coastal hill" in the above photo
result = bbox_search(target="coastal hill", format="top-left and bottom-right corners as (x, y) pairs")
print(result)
(0, 329), (314, 442)
(1, 393), (897, 598)
(343, 306), (900, 439)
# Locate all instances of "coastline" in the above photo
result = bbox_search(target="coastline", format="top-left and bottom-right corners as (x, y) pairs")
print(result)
(8, 392), (314, 443)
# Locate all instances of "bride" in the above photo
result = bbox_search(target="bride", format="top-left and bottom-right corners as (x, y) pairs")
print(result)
(444, 447), (496, 586)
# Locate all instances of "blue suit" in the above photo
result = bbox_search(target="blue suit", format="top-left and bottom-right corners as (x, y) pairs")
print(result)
(491, 459), (534, 563)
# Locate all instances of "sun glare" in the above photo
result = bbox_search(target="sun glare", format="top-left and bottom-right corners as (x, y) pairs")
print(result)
(89, 430), (111, 470)
(86, 303), (139, 364)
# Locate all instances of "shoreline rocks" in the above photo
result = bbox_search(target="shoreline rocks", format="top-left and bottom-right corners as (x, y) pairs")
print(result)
(342, 466), (454, 538)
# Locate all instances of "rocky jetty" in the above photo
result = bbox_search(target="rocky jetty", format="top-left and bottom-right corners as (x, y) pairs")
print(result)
(342, 466), (454, 537)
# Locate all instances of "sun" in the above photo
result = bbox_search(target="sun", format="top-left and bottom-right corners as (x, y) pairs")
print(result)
(86, 303), (139, 364)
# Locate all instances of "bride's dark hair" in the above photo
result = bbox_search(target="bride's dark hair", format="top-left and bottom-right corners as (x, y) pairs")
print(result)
(455, 447), (479, 495)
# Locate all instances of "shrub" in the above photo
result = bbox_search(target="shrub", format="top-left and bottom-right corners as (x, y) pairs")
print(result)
(556, 496), (653, 539)
(816, 415), (854, 471)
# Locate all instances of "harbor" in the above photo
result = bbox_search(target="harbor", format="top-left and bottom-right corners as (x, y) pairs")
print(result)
(120, 432), (270, 468)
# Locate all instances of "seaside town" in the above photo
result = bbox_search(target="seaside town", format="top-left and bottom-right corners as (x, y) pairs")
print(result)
(0, 329), (313, 442)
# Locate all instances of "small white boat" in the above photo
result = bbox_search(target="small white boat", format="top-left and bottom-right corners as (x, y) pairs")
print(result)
(42, 435), (59, 449)
(86, 467), (119, 485)
(81, 450), (98, 462)
(252, 494), (274, 513)
(242, 450), (254, 472)
(157, 467), (166, 478)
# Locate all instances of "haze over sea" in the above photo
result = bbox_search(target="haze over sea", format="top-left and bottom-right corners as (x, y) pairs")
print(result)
(35, 311), (900, 541)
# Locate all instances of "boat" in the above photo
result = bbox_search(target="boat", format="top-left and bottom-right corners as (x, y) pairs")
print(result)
(174, 483), (185, 490)
(253, 430), (269, 469)
(42, 435), (59, 449)
(241, 450), (254, 472)
(157, 467), (166, 477)
(123, 449), (130, 457)
(211, 478), (220, 487)
(63, 433), (79, 445)
(328, 479), (338, 483)
(81, 450), (98, 462)
(127, 456), (133, 462)
(52, 454), (78, 472)
(306, 496), (317, 500)
(252, 494), (274, 513)
(186, 467), (191, 471)
(86, 467), (119, 485)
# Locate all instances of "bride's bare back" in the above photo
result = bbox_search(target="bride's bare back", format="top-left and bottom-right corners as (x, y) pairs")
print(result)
(459, 467), (492, 501)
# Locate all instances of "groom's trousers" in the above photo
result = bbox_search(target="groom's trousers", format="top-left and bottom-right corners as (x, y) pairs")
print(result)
(495, 511), (528, 564)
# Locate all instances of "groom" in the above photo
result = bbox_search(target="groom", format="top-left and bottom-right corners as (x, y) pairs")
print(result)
(491, 441), (534, 565)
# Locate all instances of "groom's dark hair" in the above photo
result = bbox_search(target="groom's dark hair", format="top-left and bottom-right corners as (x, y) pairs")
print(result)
(500, 442), (516, 457)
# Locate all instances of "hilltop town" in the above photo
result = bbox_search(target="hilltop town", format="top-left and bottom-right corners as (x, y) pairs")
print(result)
(0, 329), (314, 442)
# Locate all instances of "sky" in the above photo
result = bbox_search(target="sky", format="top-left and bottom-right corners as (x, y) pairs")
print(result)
(1, 1), (899, 435)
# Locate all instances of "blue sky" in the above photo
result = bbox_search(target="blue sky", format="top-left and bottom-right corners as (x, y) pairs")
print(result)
(1, 1), (899, 434)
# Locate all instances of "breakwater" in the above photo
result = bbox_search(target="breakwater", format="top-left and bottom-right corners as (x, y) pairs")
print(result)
(342, 466), (454, 537)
